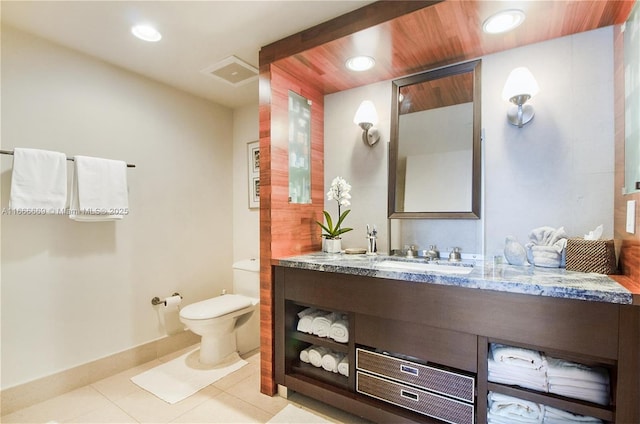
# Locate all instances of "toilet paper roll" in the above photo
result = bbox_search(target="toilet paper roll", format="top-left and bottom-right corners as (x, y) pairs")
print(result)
(164, 295), (182, 308)
(158, 295), (184, 335)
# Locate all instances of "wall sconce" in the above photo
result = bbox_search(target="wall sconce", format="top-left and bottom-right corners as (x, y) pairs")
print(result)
(502, 67), (540, 128)
(353, 100), (380, 146)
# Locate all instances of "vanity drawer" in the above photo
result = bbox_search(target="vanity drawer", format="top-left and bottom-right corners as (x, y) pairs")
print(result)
(356, 348), (475, 403)
(357, 371), (474, 424)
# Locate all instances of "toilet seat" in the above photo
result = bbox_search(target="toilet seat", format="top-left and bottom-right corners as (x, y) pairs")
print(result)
(180, 294), (252, 320)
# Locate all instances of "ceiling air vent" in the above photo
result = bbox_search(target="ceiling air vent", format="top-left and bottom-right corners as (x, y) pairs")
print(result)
(201, 55), (258, 87)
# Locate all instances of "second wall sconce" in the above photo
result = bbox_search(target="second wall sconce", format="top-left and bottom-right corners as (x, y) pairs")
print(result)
(353, 100), (380, 146)
(502, 67), (540, 128)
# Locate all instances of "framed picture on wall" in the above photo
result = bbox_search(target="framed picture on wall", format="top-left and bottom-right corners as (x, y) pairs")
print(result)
(247, 141), (260, 209)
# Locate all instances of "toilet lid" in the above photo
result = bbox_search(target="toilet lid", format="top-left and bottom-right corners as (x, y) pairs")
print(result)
(180, 294), (253, 320)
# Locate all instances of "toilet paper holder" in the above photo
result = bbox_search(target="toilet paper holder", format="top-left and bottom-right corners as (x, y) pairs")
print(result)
(151, 293), (182, 306)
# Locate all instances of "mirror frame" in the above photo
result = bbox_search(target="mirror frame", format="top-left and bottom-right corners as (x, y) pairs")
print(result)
(389, 59), (482, 219)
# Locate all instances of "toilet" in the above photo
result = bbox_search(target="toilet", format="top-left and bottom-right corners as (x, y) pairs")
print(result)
(179, 259), (260, 365)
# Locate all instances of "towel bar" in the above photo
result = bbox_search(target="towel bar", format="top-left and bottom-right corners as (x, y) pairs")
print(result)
(0, 149), (136, 168)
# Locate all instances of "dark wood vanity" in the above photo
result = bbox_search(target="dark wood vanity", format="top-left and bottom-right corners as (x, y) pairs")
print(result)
(274, 264), (639, 424)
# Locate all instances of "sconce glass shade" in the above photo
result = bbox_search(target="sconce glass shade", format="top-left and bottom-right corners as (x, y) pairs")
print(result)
(502, 67), (539, 128)
(353, 100), (379, 125)
(354, 100), (380, 146)
(502, 67), (539, 102)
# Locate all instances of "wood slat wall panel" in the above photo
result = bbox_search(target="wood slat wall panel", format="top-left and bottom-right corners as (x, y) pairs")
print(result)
(259, 63), (324, 395)
(272, 1), (634, 97)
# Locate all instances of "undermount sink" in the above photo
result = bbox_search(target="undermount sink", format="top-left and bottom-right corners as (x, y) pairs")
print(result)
(376, 260), (473, 275)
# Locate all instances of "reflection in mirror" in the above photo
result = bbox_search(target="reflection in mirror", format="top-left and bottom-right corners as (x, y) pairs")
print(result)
(624, 2), (639, 194)
(389, 60), (481, 219)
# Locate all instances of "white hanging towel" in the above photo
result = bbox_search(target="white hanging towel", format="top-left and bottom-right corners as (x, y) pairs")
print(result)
(70, 155), (129, 222)
(9, 148), (67, 213)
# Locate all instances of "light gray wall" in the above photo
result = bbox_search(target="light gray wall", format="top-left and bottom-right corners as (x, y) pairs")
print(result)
(324, 26), (615, 259)
(0, 26), (236, 389)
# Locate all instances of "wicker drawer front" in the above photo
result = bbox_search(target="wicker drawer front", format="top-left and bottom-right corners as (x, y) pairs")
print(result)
(356, 349), (475, 402)
(357, 372), (474, 424)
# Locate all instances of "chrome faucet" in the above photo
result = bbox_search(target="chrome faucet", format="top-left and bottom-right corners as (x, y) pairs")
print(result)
(366, 225), (377, 255)
(406, 245), (417, 258)
(425, 245), (440, 260)
(448, 247), (462, 262)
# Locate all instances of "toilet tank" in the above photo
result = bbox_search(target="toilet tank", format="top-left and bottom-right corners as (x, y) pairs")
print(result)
(232, 258), (259, 299)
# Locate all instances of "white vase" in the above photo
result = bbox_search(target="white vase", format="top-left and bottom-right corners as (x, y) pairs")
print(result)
(323, 238), (342, 253)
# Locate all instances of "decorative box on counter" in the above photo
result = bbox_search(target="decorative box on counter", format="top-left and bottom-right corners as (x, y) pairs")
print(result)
(565, 238), (617, 274)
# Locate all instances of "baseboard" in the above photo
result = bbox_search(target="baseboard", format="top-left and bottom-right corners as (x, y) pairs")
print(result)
(0, 330), (200, 415)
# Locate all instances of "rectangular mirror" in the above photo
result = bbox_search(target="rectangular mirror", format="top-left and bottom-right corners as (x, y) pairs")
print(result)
(389, 60), (481, 219)
(624, 2), (640, 194)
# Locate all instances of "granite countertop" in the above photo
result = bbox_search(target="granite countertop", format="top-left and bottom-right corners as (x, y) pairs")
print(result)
(274, 252), (633, 305)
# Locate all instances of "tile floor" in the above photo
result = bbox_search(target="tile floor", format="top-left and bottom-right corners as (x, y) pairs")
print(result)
(1, 345), (371, 424)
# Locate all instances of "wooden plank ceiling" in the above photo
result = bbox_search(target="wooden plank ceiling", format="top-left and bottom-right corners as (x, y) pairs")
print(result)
(267, 0), (635, 100)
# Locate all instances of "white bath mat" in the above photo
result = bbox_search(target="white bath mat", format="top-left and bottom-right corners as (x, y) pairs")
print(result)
(267, 404), (333, 423)
(131, 348), (247, 404)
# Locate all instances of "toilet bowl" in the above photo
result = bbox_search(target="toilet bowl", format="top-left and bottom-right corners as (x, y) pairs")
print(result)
(179, 259), (260, 365)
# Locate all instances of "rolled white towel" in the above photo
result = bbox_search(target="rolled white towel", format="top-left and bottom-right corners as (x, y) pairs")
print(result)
(312, 312), (338, 338)
(296, 309), (323, 334)
(488, 392), (544, 423)
(307, 346), (329, 368)
(321, 351), (345, 373)
(329, 316), (349, 343)
(543, 405), (603, 424)
(490, 343), (546, 370)
(299, 346), (312, 364)
(337, 356), (349, 377)
(297, 307), (317, 318)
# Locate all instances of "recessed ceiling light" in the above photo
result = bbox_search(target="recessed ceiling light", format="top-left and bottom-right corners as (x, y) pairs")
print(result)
(131, 24), (162, 42)
(482, 9), (526, 34)
(345, 56), (375, 72)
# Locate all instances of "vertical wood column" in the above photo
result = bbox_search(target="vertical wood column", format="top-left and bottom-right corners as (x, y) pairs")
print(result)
(259, 63), (324, 395)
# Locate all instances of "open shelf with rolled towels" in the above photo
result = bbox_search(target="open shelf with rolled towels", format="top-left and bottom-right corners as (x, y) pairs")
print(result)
(282, 301), (353, 391)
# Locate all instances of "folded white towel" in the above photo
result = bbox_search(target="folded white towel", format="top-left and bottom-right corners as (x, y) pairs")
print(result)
(9, 148), (67, 213)
(337, 356), (349, 377)
(299, 346), (312, 364)
(70, 155), (129, 222)
(329, 316), (349, 343)
(296, 309), (323, 334)
(488, 361), (548, 392)
(543, 405), (603, 423)
(312, 312), (338, 338)
(321, 352), (345, 373)
(547, 377), (609, 391)
(488, 392), (544, 424)
(547, 384), (609, 405)
(307, 346), (328, 368)
(490, 344), (546, 370)
(546, 357), (610, 385)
